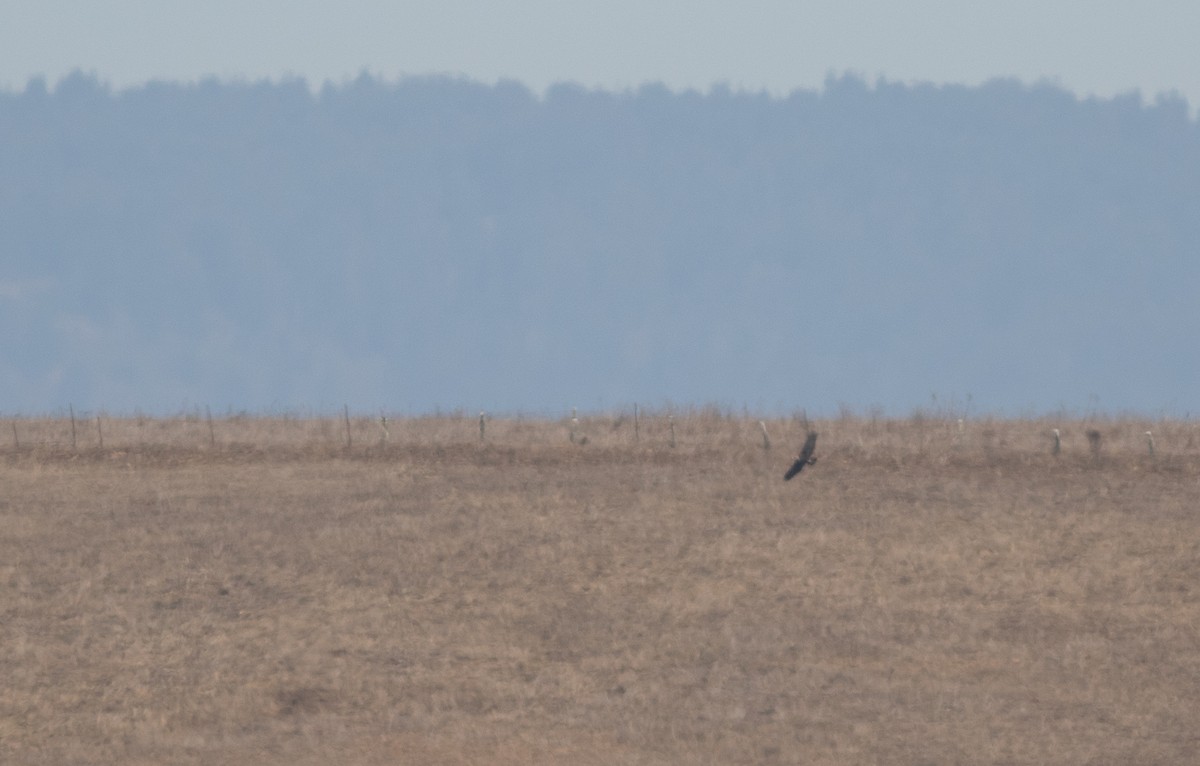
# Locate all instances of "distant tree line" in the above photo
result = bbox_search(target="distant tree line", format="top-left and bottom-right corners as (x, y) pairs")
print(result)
(1, 72), (1197, 414)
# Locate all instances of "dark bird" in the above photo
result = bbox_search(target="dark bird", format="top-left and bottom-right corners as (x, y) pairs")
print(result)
(784, 431), (819, 480)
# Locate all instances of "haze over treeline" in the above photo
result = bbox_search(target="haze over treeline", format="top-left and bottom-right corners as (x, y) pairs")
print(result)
(2, 72), (1198, 416)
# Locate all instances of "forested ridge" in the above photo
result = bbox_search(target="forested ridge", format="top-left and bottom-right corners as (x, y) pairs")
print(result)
(2, 72), (1197, 414)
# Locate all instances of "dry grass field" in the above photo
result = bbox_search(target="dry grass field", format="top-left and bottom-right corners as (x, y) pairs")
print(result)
(2, 411), (1199, 764)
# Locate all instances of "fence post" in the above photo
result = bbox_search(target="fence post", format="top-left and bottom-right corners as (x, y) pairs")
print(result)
(344, 405), (352, 448)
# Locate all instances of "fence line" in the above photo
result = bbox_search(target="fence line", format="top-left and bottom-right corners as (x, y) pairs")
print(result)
(2, 410), (1197, 458)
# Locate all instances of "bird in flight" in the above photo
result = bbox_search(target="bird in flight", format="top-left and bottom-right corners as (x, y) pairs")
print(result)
(784, 431), (818, 480)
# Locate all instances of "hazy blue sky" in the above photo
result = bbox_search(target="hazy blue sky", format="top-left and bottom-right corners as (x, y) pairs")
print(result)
(5, 0), (1198, 106)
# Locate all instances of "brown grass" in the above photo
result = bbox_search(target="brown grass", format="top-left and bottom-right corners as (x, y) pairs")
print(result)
(2, 412), (1199, 764)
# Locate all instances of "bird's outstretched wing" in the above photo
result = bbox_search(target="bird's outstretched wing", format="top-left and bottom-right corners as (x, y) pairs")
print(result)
(783, 431), (819, 481)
